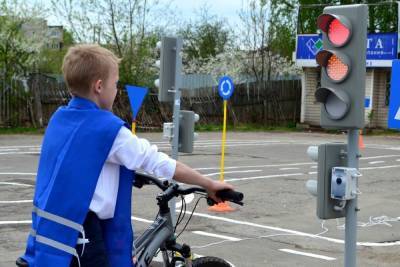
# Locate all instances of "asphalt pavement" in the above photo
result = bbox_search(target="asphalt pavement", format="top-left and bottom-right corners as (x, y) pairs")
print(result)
(1, 131), (400, 266)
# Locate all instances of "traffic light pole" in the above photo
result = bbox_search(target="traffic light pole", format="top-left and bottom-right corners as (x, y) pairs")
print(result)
(171, 89), (181, 160)
(345, 129), (359, 267)
(167, 89), (181, 225)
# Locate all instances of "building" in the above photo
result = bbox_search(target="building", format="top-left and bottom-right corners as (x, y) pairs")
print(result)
(21, 19), (63, 50)
(295, 2), (398, 129)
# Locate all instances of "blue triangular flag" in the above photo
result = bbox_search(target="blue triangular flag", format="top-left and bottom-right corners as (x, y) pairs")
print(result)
(125, 85), (148, 119)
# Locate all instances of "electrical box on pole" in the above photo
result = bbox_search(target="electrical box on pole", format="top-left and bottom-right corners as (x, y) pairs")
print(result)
(307, 143), (348, 220)
(178, 110), (199, 153)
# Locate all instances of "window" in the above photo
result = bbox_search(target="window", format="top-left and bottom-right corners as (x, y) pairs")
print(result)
(385, 71), (391, 106)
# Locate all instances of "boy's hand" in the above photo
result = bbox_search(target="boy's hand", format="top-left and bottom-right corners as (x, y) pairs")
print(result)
(205, 180), (234, 203)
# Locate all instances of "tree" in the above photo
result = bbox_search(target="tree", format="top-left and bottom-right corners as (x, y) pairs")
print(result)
(238, 0), (299, 84)
(0, 0), (46, 85)
(51, 0), (178, 88)
(179, 7), (231, 68)
(298, 0), (398, 34)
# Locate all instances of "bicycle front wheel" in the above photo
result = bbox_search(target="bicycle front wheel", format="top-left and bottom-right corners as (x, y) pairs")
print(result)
(192, 256), (231, 267)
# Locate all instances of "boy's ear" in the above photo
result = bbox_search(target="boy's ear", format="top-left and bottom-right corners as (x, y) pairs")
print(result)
(94, 79), (102, 94)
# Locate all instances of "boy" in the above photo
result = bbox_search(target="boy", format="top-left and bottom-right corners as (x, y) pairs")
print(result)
(18, 44), (233, 267)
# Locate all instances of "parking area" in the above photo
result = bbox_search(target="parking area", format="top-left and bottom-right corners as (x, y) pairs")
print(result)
(1, 131), (400, 266)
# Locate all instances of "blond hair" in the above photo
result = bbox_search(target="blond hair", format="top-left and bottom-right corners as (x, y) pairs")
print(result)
(62, 44), (120, 95)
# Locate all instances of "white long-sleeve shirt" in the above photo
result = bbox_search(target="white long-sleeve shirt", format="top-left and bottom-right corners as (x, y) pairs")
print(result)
(89, 127), (176, 219)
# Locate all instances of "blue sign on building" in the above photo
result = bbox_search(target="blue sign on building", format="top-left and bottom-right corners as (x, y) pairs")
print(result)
(388, 60), (400, 130)
(296, 33), (398, 67)
(296, 34), (323, 61)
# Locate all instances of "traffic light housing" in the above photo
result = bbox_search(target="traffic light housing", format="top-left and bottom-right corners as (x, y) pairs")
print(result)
(307, 143), (347, 220)
(315, 5), (368, 129)
(178, 110), (199, 153)
(155, 36), (183, 103)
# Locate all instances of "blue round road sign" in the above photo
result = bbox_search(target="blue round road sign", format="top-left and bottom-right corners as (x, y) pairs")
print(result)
(218, 76), (234, 100)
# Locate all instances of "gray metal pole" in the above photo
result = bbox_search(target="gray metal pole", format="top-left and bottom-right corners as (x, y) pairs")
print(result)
(345, 129), (359, 267)
(168, 89), (181, 226)
(168, 38), (183, 225)
(171, 90), (181, 160)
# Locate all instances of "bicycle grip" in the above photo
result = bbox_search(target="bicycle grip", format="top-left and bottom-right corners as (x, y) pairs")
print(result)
(216, 189), (244, 202)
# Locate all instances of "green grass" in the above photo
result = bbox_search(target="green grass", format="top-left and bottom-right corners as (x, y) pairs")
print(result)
(0, 127), (44, 135)
(364, 128), (400, 136)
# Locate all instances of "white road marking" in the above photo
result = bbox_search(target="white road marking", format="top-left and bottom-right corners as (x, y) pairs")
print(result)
(0, 145), (40, 149)
(176, 193), (194, 208)
(192, 231), (241, 241)
(0, 172), (36, 176)
(360, 165), (400, 171)
(225, 173), (303, 182)
(159, 143), (287, 149)
(0, 200), (32, 204)
(0, 148), (19, 152)
(3, 213), (400, 249)
(131, 216), (153, 224)
(396, 159), (400, 162)
(0, 152), (39, 155)
(204, 170), (261, 176)
(0, 182), (33, 187)
(178, 211), (400, 247)
(310, 166), (317, 169)
(0, 220), (31, 225)
(194, 155), (400, 172)
(362, 155), (400, 160)
(279, 249), (336, 261)
(368, 161), (385, 165)
(279, 167), (300, 171)
(195, 162), (315, 171)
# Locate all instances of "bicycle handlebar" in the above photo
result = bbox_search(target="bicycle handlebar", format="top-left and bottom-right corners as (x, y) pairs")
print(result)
(134, 172), (244, 206)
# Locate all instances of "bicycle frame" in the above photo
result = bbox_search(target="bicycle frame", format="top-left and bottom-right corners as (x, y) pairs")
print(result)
(134, 212), (175, 267)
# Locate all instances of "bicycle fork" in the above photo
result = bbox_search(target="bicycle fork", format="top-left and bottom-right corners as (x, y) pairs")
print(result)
(166, 241), (193, 267)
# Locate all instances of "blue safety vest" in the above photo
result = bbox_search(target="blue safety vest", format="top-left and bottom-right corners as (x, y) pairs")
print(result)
(21, 96), (134, 267)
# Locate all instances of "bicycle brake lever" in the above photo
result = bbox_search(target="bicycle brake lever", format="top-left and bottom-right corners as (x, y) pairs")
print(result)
(207, 198), (216, 206)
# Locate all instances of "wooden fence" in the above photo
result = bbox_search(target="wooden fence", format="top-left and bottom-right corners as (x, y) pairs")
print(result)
(0, 74), (301, 130)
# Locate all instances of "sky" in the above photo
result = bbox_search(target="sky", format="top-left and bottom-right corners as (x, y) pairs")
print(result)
(173, 0), (244, 22)
(40, 0), (245, 28)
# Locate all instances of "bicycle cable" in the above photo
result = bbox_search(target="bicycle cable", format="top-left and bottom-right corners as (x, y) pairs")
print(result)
(176, 195), (206, 239)
(174, 195), (186, 233)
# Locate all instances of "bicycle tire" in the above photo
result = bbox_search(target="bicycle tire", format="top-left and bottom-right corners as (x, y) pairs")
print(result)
(192, 256), (231, 267)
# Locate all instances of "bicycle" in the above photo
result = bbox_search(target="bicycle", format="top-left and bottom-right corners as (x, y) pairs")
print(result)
(132, 172), (244, 267)
(16, 172), (244, 267)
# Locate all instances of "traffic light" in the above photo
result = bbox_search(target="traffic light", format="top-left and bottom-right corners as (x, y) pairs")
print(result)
(306, 143), (347, 219)
(315, 5), (368, 129)
(178, 110), (199, 153)
(154, 36), (183, 103)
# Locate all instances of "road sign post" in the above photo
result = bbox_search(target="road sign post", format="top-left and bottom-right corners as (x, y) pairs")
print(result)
(208, 76), (235, 212)
(217, 76), (234, 182)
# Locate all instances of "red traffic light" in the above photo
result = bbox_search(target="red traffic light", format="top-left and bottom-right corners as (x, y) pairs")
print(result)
(317, 14), (352, 47)
(316, 50), (351, 83)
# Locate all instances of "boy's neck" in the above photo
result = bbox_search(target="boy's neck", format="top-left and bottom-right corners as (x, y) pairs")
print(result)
(73, 94), (101, 108)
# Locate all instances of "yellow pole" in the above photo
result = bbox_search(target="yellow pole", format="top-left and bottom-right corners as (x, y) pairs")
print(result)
(219, 100), (227, 182)
(132, 121), (136, 135)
